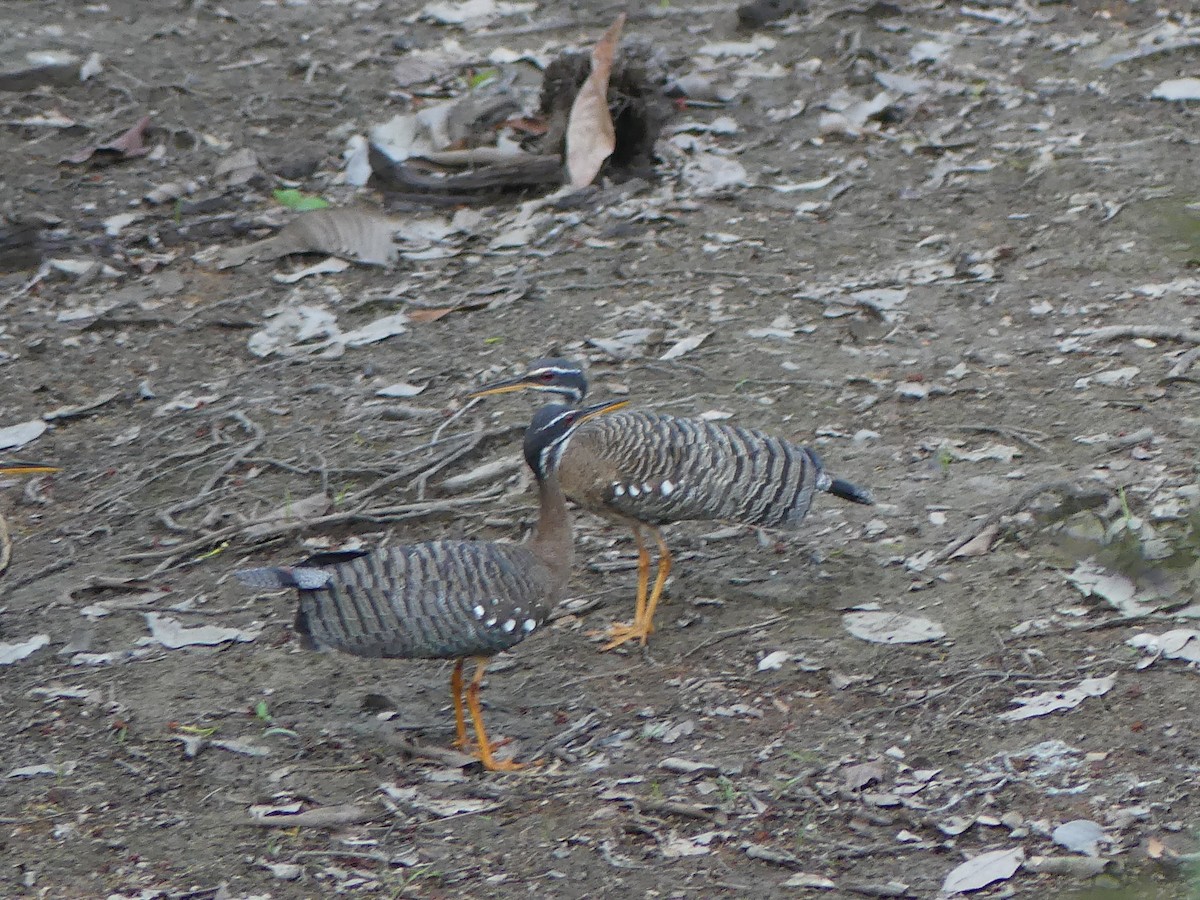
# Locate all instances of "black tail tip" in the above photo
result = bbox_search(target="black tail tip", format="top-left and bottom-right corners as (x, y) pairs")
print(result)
(828, 477), (874, 505)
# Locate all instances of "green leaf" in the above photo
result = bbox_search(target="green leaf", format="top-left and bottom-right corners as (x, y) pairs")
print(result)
(255, 700), (273, 723)
(273, 188), (330, 211)
(468, 67), (498, 89)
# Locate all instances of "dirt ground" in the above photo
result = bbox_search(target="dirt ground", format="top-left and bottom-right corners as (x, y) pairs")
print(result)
(2, 1), (1200, 897)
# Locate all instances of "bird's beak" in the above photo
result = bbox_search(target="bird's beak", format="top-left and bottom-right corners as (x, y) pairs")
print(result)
(0, 464), (59, 476)
(467, 376), (541, 399)
(576, 398), (630, 423)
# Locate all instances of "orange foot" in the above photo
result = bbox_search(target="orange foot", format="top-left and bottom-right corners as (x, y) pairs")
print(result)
(479, 754), (527, 772)
(453, 734), (514, 754)
(599, 620), (653, 652)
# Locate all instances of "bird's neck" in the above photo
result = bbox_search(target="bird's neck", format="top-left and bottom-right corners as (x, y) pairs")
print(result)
(529, 474), (573, 588)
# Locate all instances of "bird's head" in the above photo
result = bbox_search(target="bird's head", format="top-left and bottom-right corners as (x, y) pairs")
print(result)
(523, 398), (628, 480)
(470, 358), (589, 406)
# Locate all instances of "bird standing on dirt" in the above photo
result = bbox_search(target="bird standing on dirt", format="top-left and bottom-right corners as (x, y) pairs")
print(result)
(234, 398), (628, 771)
(471, 360), (873, 650)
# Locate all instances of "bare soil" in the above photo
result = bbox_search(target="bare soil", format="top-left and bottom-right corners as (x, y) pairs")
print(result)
(2, 2), (1199, 898)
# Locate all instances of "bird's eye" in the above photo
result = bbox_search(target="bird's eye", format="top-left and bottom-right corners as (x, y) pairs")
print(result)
(539, 372), (555, 382)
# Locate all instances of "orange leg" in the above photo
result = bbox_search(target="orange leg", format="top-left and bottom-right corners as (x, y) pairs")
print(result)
(601, 526), (652, 651)
(637, 528), (673, 646)
(465, 657), (524, 772)
(450, 659), (469, 750)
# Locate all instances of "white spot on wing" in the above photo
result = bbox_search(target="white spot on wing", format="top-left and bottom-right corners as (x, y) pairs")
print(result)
(502, 619), (516, 633)
(473, 605), (485, 619)
(642, 483), (653, 494)
(523, 619), (536, 632)
(613, 484), (626, 497)
(661, 479), (675, 496)
(628, 484), (641, 497)
(486, 617), (498, 627)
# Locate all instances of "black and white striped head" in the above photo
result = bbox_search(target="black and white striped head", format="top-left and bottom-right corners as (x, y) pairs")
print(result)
(470, 358), (590, 406)
(523, 398), (628, 480)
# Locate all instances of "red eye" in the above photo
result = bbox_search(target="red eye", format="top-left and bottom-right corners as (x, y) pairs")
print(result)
(539, 372), (554, 382)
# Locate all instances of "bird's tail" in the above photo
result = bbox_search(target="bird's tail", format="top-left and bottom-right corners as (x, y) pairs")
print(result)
(825, 477), (874, 506)
(234, 566), (331, 590)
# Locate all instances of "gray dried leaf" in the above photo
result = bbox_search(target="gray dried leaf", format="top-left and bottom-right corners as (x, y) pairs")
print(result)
(781, 872), (836, 888)
(220, 209), (398, 269)
(998, 674), (1116, 721)
(0, 634), (50, 665)
(8, 761), (77, 778)
(143, 613), (261, 649)
(0, 419), (47, 452)
(660, 831), (714, 858)
(42, 389), (120, 421)
(1127, 629), (1200, 667)
(757, 650), (790, 671)
(272, 257), (351, 284)
(214, 147), (261, 187)
(697, 36), (776, 58)
(660, 332), (710, 361)
(1150, 77), (1200, 101)
(658, 758), (718, 776)
(211, 738), (271, 757)
(342, 312), (410, 347)
(420, 0), (535, 27)
(248, 305), (340, 358)
(946, 444), (1021, 464)
(1065, 560), (1145, 615)
(1052, 819), (1108, 857)
(843, 611), (945, 644)
(942, 847), (1024, 894)
(380, 783), (501, 817)
(376, 382), (427, 398)
(681, 153), (748, 194)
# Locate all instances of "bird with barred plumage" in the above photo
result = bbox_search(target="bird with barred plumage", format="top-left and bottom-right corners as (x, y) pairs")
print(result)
(233, 398), (628, 771)
(471, 359), (874, 650)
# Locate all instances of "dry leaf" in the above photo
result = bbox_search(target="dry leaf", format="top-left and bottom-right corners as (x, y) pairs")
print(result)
(998, 673), (1116, 721)
(63, 115), (152, 165)
(942, 847), (1024, 894)
(0, 419), (48, 451)
(843, 611), (945, 644)
(0, 634), (50, 664)
(219, 208), (397, 268)
(408, 307), (456, 324)
(566, 14), (625, 188)
(143, 613), (261, 649)
(660, 332), (710, 361)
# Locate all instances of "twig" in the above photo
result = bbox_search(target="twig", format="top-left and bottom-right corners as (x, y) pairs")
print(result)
(944, 423), (1049, 453)
(160, 411), (264, 522)
(532, 711), (602, 758)
(117, 494), (498, 562)
(681, 614), (786, 659)
(0, 512), (10, 576)
(1076, 324), (1200, 344)
(634, 798), (723, 821)
(933, 480), (1110, 563)
(1164, 345), (1200, 381)
(384, 735), (480, 769)
(246, 803), (383, 828)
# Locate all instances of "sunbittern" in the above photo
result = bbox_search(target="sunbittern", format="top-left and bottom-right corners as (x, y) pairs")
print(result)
(471, 359), (874, 650)
(0, 462), (60, 577)
(233, 398), (628, 771)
